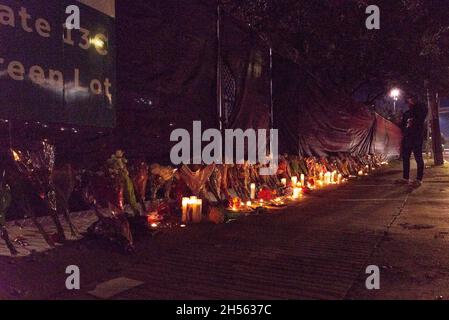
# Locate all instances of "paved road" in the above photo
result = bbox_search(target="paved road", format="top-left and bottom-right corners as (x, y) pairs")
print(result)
(1, 161), (449, 300)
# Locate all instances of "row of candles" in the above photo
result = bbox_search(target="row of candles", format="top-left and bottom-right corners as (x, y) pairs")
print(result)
(172, 164), (380, 225)
(280, 172), (344, 189)
(359, 165), (371, 176)
(183, 170), (356, 221)
(248, 171), (346, 203)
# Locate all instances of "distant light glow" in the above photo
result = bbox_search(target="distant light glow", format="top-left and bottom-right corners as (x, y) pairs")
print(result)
(390, 88), (400, 100)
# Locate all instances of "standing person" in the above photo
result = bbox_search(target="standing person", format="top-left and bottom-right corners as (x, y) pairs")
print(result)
(397, 94), (428, 187)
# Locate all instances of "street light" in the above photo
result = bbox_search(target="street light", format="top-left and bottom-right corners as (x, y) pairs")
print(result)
(389, 88), (400, 113)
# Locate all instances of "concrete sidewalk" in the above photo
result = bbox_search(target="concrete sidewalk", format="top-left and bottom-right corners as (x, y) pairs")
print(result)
(1, 161), (448, 300)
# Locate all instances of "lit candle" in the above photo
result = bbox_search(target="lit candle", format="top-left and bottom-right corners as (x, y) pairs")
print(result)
(189, 197), (202, 223)
(291, 176), (298, 186)
(300, 174), (305, 187)
(12, 150), (20, 161)
(182, 197), (189, 223)
(358, 170), (364, 176)
(188, 196), (197, 222)
(250, 183), (256, 199)
(325, 172), (331, 184)
(281, 178), (287, 187)
(231, 197), (240, 210)
(337, 174), (342, 184)
(197, 199), (203, 223)
(331, 171), (337, 183)
(246, 201), (252, 207)
(292, 187), (302, 199)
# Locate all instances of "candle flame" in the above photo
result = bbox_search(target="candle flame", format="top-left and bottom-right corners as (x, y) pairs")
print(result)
(11, 150), (20, 161)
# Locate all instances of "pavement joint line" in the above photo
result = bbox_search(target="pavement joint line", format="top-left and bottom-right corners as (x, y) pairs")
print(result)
(343, 192), (410, 299)
(349, 184), (398, 187)
(338, 198), (405, 201)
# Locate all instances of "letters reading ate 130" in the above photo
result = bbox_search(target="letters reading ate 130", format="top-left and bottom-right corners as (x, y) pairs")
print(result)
(0, 4), (107, 55)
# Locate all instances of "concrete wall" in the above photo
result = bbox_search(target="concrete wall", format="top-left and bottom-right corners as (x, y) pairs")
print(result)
(78, 0), (115, 17)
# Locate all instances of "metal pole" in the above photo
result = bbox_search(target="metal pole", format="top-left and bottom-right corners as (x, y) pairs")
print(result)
(426, 89), (432, 158)
(269, 47), (274, 129)
(216, 1), (223, 131)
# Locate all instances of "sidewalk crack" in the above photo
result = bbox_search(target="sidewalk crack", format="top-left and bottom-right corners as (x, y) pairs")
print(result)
(343, 193), (409, 299)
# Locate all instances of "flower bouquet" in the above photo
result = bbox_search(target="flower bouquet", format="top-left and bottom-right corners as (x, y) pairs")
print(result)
(107, 150), (140, 216)
(81, 154), (136, 253)
(150, 163), (176, 200)
(11, 141), (66, 242)
(130, 161), (149, 212)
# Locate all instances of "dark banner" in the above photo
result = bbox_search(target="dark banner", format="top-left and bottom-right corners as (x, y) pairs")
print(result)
(221, 13), (271, 131)
(0, 0), (115, 128)
(116, 0), (272, 162)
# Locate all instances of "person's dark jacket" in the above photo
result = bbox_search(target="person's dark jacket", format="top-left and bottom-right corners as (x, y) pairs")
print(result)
(401, 102), (428, 142)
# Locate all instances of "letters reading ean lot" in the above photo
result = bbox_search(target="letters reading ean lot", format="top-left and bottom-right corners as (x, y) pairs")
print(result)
(0, 58), (113, 100)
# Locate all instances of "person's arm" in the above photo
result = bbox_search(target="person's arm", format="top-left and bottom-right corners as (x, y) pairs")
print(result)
(416, 104), (428, 125)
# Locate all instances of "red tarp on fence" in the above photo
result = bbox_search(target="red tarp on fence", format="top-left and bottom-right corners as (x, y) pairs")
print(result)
(372, 113), (402, 159)
(273, 54), (401, 158)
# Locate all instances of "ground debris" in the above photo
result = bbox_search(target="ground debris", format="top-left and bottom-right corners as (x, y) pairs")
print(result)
(13, 236), (29, 247)
(399, 223), (434, 230)
(10, 287), (27, 297)
(434, 231), (449, 239)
